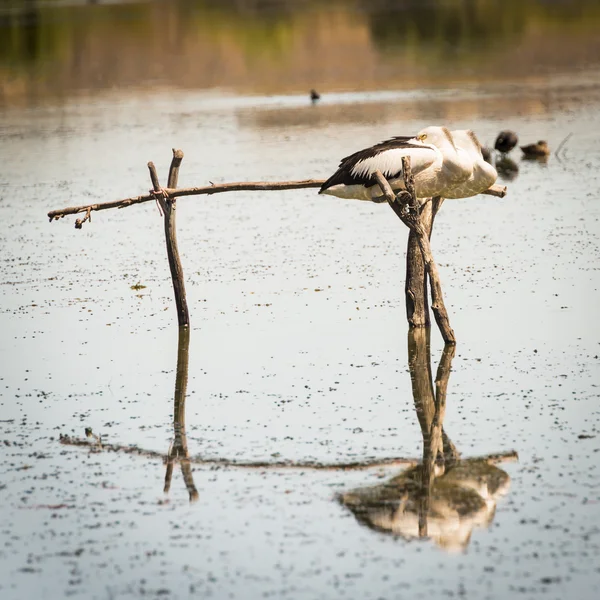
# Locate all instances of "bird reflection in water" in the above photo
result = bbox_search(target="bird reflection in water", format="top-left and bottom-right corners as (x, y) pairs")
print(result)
(339, 329), (516, 552)
(495, 156), (520, 181)
(163, 327), (199, 503)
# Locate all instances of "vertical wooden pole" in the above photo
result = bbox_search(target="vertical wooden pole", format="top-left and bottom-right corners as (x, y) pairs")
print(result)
(405, 196), (445, 328)
(374, 163), (456, 344)
(148, 149), (190, 328)
(405, 205), (432, 328)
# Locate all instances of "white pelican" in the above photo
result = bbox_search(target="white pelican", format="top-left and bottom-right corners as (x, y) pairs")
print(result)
(319, 125), (472, 202)
(444, 130), (498, 199)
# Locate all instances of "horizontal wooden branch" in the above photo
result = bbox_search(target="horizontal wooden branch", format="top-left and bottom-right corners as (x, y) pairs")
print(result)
(47, 180), (507, 222)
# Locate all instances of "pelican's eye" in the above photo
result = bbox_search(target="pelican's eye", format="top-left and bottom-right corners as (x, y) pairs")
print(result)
(418, 133), (427, 141)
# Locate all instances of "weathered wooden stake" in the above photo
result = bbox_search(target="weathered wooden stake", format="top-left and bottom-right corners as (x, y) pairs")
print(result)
(405, 202), (432, 328)
(373, 161), (456, 344)
(405, 196), (445, 327)
(147, 149), (190, 328)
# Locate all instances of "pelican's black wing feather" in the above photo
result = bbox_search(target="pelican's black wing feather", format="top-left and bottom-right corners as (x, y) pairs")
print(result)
(320, 136), (423, 192)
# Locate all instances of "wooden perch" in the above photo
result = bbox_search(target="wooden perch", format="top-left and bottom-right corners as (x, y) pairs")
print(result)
(46, 149), (507, 338)
(147, 152), (190, 327)
(47, 181), (507, 222)
(373, 160), (456, 344)
(405, 196), (445, 328)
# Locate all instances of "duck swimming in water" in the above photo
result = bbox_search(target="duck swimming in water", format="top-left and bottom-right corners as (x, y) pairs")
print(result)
(494, 130), (519, 154)
(520, 140), (550, 158)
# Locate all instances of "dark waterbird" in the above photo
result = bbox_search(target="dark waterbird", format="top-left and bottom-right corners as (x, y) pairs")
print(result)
(494, 130), (519, 154)
(521, 140), (550, 158)
(310, 89), (321, 103)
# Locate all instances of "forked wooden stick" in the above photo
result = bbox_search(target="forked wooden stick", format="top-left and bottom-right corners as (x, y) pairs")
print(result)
(373, 160), (456, 344)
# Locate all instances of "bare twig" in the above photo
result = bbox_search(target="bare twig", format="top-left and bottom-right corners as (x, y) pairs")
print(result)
(74, 206), (92, 229)
(147, 162), (162, 197)
(47, 180), (507, 223)
(168, 148), (184, 189)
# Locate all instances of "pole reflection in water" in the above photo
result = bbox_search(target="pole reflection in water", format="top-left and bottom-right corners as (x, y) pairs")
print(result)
(163, 327), (199, 503)
(340, 329), (517, 552)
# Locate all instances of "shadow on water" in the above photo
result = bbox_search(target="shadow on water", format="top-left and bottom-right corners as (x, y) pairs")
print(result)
(339, 329), (517, 552)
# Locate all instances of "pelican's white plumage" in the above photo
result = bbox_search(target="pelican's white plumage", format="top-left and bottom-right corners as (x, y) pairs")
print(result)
(319, 125), (472, 201)
(445, 130), (498, 199)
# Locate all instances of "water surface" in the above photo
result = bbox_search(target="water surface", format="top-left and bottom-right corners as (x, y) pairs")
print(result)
(1, 2), (600, 599)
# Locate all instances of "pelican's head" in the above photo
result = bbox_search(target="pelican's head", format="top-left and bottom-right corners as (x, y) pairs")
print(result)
(416, 126), (456, 150)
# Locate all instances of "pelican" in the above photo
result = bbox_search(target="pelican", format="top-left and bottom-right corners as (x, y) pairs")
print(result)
(319, 125), (472, 202)
(444, 130), (498, 199)
(481, 145), (493, 164)
(494, 130), (518, 154)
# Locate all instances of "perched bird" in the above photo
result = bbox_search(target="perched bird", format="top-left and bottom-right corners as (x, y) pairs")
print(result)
(520, 140), (550, 158)
(444, 130), (497, 199)
(494, 130), (518, 154)
(310, 89), (321, 103)
(319, 125), (472, 202)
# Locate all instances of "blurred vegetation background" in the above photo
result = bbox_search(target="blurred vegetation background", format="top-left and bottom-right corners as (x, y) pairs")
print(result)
(1, 0), (599, 106)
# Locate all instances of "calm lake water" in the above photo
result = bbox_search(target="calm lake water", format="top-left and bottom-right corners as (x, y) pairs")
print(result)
(1, 1), (600, 599)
